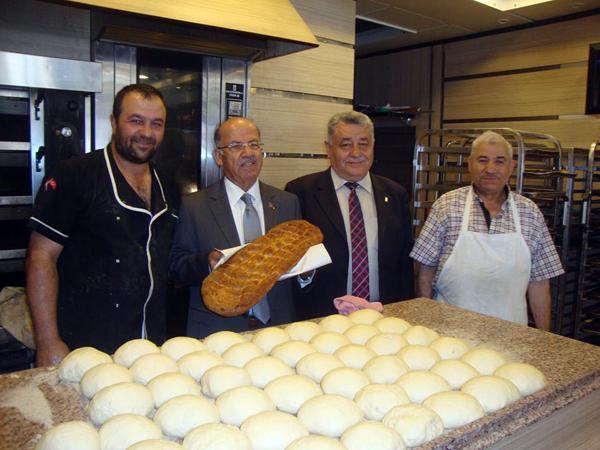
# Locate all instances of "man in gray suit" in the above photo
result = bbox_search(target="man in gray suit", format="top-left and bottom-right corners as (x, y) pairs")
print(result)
(170, 117), (301, 337)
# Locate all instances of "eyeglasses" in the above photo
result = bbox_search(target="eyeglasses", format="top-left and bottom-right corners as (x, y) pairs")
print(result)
(217, 140), (263, 153)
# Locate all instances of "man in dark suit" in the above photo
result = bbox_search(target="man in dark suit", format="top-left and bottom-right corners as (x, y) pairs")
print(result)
(285, 111), (414, 319)
(170, 117), (301, 337)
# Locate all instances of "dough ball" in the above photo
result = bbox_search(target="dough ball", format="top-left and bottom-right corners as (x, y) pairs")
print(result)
(341, 421), (405, 450)
(494, 362), (546, 396)
(296, 352), (344, 383)
(344, 324), (379, 345)
(182, 423), (251, 450)
(252, 327), (290, 354)
(285, 321), (322, 342)
(146, 372), (201, 408)
(81, 363), (133, 399)
(297, 394), (363, 438)
(461, 347), (507, 375)
(264, 374), (322, 414)
(334, 344), (376, 369)
(423, 391), (484, 428)
(271, 341), (316, 368)
(363, 355), (409, 384)
(89, 382), (153, 425)
(241, 411), (308, 450)
(161, 337), (205, 361)
(319, 314), (353, 333)
(429, 336), (470, 360)
(396, 371), (451, 404)
(366, 333), (407, 356)
(203, 331), (246, 355)
(383, 404), (444, 447)
(216, 385), (275, 426)
(177, 350), (224, 381)
(201, 365), (251, 398)
(99, 414), (162, 450)
(114, 339), (160, 368)
(310, 332), (351, 354)
(398, 345), (440, 371)
(130, 354), (179, 385)
(126, 440), (182, 450)
(285, 435), (345, 450)
(320, 367), (370, 400)
(402, 325), (439, 345)
(461, 375), (521, 413)
(354, 383), (410, 421)
(35, 420), (99, 450)
(222, 342), (265, 367)
(430, 359), (479, 389)
(244, 355), (294, 388)
(58, 347), (112, 382)
(154, 395), (219, 439)
(347, 309), (384, 325)
(373, 317), (411, 334)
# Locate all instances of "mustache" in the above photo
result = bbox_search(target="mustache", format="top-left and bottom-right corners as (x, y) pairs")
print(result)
(345, 156), (368, 163)
(240, 155), (258, 164)
(132, 136), (156, 145)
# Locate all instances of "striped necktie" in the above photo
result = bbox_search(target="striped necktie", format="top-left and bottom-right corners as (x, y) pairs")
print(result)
(346, 182), (370, 300)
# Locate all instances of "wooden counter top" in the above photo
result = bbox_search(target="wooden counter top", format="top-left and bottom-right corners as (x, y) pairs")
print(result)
(1, 298), (599, 450)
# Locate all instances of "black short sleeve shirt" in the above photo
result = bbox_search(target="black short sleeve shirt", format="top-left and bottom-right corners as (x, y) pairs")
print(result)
(29, 147), (179, 353)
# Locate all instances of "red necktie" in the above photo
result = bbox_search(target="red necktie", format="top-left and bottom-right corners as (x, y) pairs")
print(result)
(346, 182), (370, 300)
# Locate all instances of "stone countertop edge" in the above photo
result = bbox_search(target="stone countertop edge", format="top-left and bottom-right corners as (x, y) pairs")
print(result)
(385, 298), (600, 450)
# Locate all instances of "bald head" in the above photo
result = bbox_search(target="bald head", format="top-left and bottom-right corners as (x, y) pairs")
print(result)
(214, 117), (261, 148)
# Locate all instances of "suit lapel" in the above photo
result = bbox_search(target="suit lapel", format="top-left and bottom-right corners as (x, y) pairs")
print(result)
(260, 182), (279, 232)
(315, 170), (347, 240)
(208, 181), (240, 246)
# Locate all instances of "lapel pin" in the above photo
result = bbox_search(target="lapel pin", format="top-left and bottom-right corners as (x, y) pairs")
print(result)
(268, 201), (277, 210)
(384, 196), (389, 203)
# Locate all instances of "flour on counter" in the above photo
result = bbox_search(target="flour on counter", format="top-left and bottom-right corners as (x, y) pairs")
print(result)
(0, 384), (52, 427)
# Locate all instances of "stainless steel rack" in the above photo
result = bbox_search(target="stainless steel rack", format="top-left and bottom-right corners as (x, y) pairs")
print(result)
(575, 142), (600, 339)
(412, 128), (577, 335)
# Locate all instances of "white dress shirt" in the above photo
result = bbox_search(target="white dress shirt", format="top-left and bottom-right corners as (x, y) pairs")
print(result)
(330, 169), (380, 300)
(223, 177), (265, 244)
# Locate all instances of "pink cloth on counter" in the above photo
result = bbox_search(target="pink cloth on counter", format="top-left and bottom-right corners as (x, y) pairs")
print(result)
(333, 295), (384, 315)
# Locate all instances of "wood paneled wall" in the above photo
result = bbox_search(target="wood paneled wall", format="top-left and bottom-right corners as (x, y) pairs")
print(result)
(249, 0), (356, 189)
(355, 14), (600, 158)
(442, 15), (600, 149)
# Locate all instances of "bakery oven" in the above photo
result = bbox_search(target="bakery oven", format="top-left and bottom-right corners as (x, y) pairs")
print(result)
(0, 51), (101, 289)
(0, 51), (101, 371)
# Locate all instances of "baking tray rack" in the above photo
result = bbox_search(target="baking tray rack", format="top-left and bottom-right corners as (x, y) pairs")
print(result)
(575, 141), (600, 338)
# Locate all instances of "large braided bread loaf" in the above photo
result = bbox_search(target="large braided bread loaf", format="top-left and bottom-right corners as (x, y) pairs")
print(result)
(202, 220), (323, 317)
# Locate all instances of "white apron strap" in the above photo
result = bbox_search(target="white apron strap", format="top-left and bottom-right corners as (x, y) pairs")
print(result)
(461, 187), (474, 232)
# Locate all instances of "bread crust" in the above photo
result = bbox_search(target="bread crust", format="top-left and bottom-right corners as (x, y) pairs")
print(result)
(201, 220), (323, 317)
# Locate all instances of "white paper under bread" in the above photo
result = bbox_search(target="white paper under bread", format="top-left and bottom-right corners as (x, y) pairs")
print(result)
(214, 243), (332, 281)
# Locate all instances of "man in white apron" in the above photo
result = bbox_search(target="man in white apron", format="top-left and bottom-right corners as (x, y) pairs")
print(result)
(410, 131), (564, 330)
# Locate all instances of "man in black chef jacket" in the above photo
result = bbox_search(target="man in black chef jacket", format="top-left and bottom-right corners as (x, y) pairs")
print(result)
(26, 84), (179, 366)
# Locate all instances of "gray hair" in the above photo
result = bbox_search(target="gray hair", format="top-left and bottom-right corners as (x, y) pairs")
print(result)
(471, 131), (513, 159)
(326, 111), (374, 144)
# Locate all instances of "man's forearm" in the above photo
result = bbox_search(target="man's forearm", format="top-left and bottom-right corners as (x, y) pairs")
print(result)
(26, 250), (61, 345)
(527, 279), (551, 331)
(417, 263), (436, 298)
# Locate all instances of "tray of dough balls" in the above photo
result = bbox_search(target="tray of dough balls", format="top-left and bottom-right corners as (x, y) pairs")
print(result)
(31, 307), (556, 450)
